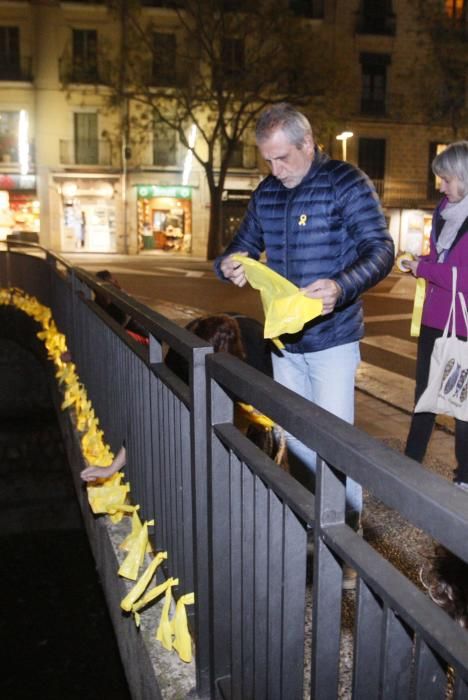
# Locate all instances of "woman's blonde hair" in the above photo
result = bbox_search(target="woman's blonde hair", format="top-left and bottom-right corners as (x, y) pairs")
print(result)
(432, 141), (468, 198)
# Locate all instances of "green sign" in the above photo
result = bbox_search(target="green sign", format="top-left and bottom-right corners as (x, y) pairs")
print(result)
(137, 185), (192, 199)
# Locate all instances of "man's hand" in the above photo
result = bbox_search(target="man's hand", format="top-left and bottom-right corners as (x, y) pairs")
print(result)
(301, 278), (342, 315)
(219, 252), (248, 287)
(80, 464), (118, 482)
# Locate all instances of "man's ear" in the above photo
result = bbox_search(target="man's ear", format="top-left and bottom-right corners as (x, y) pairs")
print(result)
(303, 134), (314, 156)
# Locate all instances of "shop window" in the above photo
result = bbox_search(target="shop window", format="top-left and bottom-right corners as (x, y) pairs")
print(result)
(152, 32), (177, 86)
(137, 187), (192, 252)
(358, 137), (386, 197)
(0, 27), (21, 80)
(153, 117), (177, 166)
(356, 0), (395, 35)
(445, 0), (465, 21)
(289, 0), (324, 18)
(360, 53), (390, 115)
(0, 111), (19, 163)
(72, 29), (99, 83)
(74, 112), (98, 165)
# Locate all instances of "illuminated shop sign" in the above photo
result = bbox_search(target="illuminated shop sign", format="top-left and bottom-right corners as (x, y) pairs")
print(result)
(137, 185), (192, 199)
(0, 174), (36, 190)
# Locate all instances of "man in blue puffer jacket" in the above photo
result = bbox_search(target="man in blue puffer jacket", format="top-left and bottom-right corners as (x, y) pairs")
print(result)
(215, 103), (394, 533)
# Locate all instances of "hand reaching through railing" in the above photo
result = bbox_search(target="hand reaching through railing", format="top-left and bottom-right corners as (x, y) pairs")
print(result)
(81, 444), (127, 482)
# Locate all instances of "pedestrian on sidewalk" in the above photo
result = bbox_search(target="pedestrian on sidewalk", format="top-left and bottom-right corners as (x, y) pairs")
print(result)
(403, 141), (468, 488)
(214, 103), (394, 535)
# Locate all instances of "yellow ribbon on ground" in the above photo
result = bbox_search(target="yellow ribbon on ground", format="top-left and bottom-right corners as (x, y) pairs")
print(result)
(120, 551), (167, 611)
(231, 255), (322, 342)
(411, 278), (426, 338)
(171, 593), (195, 663)
(156, 578), (179, 650)
(118, 520), (153, 580)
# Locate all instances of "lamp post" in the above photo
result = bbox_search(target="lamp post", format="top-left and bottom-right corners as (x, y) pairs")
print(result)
(336, 130), (354, 161)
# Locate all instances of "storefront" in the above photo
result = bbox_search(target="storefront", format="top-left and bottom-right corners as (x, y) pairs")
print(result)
(56, 175), (120, 252)
(387, 208), (432, 258)
(136, 185), (192, 253)
(221, 189), (251, 248)
(0, 174), (39, 241)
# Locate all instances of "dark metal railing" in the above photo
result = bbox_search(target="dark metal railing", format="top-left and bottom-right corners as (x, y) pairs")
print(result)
(2, 242), (468, 699)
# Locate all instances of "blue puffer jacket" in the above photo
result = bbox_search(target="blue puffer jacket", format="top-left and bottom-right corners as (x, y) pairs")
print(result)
(215, 148), (395, 353)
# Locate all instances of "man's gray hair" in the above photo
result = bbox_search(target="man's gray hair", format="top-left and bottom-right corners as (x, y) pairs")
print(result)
(255, 103), (313, 149)
(433, 141), (468, 198)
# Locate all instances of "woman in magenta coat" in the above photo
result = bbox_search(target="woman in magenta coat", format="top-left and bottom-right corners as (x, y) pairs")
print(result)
(404, 141), (468, 487)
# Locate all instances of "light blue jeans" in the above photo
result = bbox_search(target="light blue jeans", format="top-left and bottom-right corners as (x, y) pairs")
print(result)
(271, 341), (362, 524)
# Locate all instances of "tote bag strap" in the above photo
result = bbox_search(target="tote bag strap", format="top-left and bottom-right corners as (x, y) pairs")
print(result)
(443, 266), (458, 339)
(458, 290), (468, 339)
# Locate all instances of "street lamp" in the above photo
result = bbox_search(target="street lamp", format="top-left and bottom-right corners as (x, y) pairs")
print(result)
(336, 130), (354, 161)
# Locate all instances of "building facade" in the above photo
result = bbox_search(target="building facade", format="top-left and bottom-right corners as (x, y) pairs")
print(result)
(0, 0), (465, 256)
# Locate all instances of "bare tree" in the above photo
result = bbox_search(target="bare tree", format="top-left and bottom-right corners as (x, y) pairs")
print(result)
(414, 0), (468, 138)
(103, 0), (350, 257)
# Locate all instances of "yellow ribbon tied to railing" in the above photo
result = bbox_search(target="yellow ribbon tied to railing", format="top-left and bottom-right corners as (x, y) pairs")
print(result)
(237, 402), (276, 430)
(120, 508), (152, 553)
(156, 578), (179, 651)
(231, 254), (322, 346)
(120, 551), (168, 612)
(118, 519), (154, 580)
(87, 478), (129, 515)
(171, 593), (195, 663)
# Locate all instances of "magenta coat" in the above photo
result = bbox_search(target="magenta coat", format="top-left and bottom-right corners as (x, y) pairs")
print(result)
(416, 198), (468, 337)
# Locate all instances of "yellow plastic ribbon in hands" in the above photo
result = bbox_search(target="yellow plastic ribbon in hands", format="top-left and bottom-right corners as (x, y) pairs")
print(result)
(231, 255), (322, 341)
(120, 551), (167, 611)
(156, 578), (179, 650)
(411, 278), (426, 338)
(118, 520), (153, 581)
(171, 593), (195, 663)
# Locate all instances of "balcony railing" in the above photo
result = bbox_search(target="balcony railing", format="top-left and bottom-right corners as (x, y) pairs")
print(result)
(355, 12), (396, 36)
(59, 139), (112, 167)
(58, 57), (112, 86)
(360, 92), (405, 120)
(0, 56), (33, 82)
